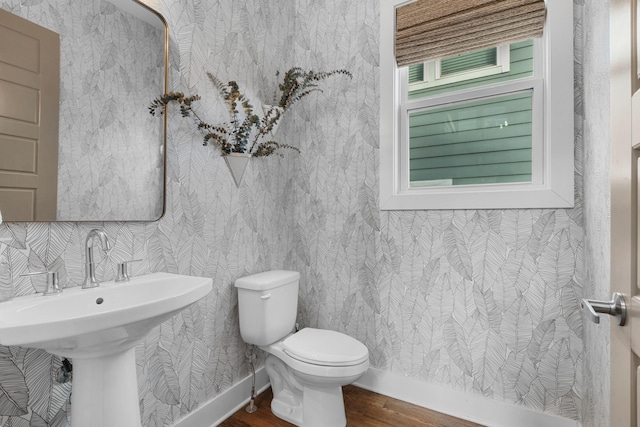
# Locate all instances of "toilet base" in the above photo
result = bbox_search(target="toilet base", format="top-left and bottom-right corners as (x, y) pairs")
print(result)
(271, 388), (304, 426)
(265, 355), (348, 427)
(302, 384), (346, 427)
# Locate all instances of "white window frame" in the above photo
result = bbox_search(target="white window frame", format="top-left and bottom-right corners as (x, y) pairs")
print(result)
(379, 0), (574, 210)
(409, 45), (511, 91)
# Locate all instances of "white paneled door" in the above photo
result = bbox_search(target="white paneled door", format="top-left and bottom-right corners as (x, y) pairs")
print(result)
(609, 0), (640, 425)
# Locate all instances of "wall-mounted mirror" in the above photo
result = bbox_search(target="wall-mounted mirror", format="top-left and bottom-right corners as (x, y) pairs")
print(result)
(0, 0), (167, 222)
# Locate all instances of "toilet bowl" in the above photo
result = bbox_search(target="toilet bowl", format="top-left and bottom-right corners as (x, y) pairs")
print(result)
(262, 328), (369, 427)
(235, 271), (370, 427)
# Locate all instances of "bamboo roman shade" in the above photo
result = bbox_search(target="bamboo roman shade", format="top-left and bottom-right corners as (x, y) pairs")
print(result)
(395, 0), (546, 67)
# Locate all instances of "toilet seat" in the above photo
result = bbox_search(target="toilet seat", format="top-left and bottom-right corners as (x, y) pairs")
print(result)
(282, 328), (369, 367)
(261, 328), (370, 380)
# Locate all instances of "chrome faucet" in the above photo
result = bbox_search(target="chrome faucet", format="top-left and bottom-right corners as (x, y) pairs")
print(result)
(83, 229), (111, 289)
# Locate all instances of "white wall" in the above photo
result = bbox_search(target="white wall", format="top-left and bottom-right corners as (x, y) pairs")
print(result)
(580, 0), (612, 425)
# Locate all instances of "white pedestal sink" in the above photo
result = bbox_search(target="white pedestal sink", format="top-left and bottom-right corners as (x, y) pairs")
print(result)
(0, 272), (212, 427)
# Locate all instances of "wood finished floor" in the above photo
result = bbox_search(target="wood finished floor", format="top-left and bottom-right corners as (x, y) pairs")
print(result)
(218, 385), (484, 427)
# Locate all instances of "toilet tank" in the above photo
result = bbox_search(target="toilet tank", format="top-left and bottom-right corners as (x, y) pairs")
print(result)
(234, 270), (300, 346)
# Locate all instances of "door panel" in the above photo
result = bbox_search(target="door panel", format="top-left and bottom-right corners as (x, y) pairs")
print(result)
(0, 8), (59, 221)
(610, 0), (637, 425)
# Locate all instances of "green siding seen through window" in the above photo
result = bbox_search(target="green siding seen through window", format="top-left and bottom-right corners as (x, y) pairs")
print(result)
(440, 47), (497, 76)
(409, 63), (424, 83)
(409, 91), (533, 187)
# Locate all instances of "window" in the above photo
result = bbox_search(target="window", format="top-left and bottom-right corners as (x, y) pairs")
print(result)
(407, 41), (536, 189)
(409, 45), (511, 90)
(379, 0), (574, 210)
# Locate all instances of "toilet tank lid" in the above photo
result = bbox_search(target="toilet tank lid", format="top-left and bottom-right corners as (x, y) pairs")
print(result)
(234, 270), (300, 291)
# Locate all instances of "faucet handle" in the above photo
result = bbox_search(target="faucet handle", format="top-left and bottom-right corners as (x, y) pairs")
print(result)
(115, 259), (143, 282)
(21, 271), (61, 296)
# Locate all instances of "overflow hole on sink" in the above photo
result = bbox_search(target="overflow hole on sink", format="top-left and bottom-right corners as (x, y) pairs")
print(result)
(96, 298), (104, 305)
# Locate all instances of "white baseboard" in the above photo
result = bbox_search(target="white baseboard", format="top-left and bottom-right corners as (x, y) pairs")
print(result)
(173, 367), (270, 427)
(173, 365), (580, 427)
(353, 367), (581, 427)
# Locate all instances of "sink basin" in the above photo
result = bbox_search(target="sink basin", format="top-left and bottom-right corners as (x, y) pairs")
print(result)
(0, 272), (212, 357)
(0, 272), (212, 427)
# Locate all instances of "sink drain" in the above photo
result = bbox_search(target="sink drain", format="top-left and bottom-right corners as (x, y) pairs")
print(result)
(96, 298), (104, 305)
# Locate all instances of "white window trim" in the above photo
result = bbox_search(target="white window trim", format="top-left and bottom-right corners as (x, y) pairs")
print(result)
(409, 45), (511, 91)
(379, 0), (574, 210)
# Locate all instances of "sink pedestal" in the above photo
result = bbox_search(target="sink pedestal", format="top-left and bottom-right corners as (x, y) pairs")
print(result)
(71, 348), (141, 427)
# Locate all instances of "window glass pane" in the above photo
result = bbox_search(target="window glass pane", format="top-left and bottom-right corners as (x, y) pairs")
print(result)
(408, 63), (424, 83)
(440, 48), (497, 77)
(409, 91), (533, 188)
(408, 40), (534, 100)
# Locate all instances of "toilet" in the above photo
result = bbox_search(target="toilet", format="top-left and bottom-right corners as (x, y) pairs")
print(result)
(235, 270), (369, 427)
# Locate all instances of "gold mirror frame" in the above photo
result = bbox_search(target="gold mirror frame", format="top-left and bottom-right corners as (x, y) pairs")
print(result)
(633, 0), (640, 94)
(135, 0), (169, 222)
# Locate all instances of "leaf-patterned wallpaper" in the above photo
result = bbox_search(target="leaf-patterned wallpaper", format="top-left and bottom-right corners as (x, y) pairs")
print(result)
(0, 0), (606, 426)
(0, 0), (298, 425)
(0, 0), (164, 221)
(283, 0), (587, 422)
